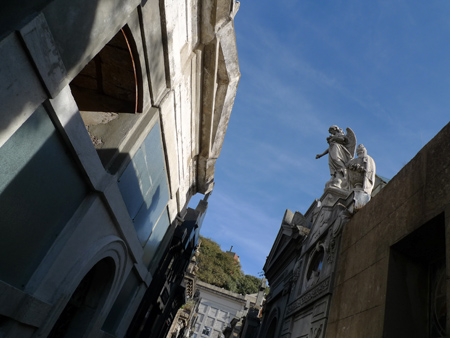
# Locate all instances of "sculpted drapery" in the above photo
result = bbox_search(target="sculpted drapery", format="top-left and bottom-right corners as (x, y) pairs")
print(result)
(316, 125), (356, 189)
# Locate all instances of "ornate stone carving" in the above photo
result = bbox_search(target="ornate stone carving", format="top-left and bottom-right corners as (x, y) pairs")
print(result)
(290, 259), (303, 293)
(285, 277), (331, 316)
(310, 323), (323, 338)
(331, 205), (351, 238)
(292, 211), (310, 229)
(283, 209), (311, 238)
(347, 144), (376, 208)
(316, 126), (356, 190)
(316, 126), (376, 209)
(326, 238), (336, 264)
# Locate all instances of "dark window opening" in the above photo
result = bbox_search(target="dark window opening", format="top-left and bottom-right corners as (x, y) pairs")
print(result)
(383, 213), (447, 338)
(265, 318), (277, 338)
(430, 259), (446, 337)
(305, 247), (324, 289)
(48, 258), (115, 338)
(307, 251), (324, 280)
(202, 326), (212, 336)
(69, 25), (143, 171)
(71, 27), (140, 114)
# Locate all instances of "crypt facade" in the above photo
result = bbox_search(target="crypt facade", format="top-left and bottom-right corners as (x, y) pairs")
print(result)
(0, 0), (240, 337)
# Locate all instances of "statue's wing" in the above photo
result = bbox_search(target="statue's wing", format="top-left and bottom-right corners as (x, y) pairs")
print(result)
(346, 127), (357, 158)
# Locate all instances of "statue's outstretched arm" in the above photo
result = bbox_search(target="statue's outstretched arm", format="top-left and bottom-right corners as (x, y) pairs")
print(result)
(316, 148), (328, 159)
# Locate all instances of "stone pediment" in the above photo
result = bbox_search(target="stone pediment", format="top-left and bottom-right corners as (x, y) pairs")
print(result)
(264, 228), (292, 273)
(264, 210), (310, 274)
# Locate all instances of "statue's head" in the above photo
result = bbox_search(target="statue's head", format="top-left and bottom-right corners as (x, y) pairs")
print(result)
(357, 144), (367, 157)
(329, 125), (342, 134)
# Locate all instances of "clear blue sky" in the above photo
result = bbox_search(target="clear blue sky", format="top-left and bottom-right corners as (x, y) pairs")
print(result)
(193, 1), (450, 277)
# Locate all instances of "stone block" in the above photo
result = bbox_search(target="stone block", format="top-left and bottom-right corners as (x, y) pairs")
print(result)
(333, 315), (353, 338)
(140, 0), (168, 104)
(348, 306), (384, 338)
(339, 219), (357, 252)
(336, 277), (357, 319)
(335, 257), (388, 320)
(423, 123), (450, 186)
(216, 21), (240, 81)
(350, 228), (389, 281)
(0, 33), (47, 148)
(324, 321), (337, 338)
(19, 13), (67, 98)
(353, 258), (388, 314)
(339, 245), (357, 284)
(389, 189), (426, 244)
(334, 246), (349, 287)
(327, 283), (341, 324)
(46, 86), (106, 190)
(159, 91), (180, 198)
(424, 143), (450, 215)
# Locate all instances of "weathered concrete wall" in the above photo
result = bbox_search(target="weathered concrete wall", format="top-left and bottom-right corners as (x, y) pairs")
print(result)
(326, 122), (450, 337)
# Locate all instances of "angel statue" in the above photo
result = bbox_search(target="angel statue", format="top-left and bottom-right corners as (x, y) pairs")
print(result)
(316, 125), (356, 190)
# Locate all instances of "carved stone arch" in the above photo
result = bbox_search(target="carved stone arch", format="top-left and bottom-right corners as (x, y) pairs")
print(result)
(41, 237), (128, 338)
(263, 307), (279, 338)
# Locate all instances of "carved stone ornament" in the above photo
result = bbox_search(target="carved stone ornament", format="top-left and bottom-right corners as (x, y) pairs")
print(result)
(282, 281), (292, 295)
(316, 125), (356, 190)
(283, 209), (311, 238)
(316, 126), (376, 209)
(310, 323), (323, 338)
(326, 238), (336, 264)
(331, 205), (351, 238)
(286, 277), (331, 316)
(347, 144), (376, 209)
(290, 259), (303, 293)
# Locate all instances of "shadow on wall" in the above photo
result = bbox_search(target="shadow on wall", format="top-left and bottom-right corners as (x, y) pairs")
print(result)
(0, 92), (161, 336)
(0, 0), (139, 137)
(0, 106), (89, 289)
(0, 0), (100, 145)
(0, 1), (56, 34)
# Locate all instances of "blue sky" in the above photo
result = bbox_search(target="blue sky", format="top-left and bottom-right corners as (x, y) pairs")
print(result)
(193, 1), (450, 277)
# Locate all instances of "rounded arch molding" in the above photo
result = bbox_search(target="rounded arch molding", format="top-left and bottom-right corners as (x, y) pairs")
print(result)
(263, 306), (280, 338)
(304, 241), (326, 290)
(38, 236), (129, 337)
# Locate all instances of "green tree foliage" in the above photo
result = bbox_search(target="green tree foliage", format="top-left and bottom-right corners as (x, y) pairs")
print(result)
(197, 236), (261, 295)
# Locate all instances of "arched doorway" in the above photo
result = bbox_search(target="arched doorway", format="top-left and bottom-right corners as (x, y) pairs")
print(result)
(48, 258), (115, 338)
(266, 317), (278, 338)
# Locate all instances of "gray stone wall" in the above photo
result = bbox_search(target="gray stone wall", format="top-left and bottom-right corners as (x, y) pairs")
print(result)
(326, 122), (450, 337)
